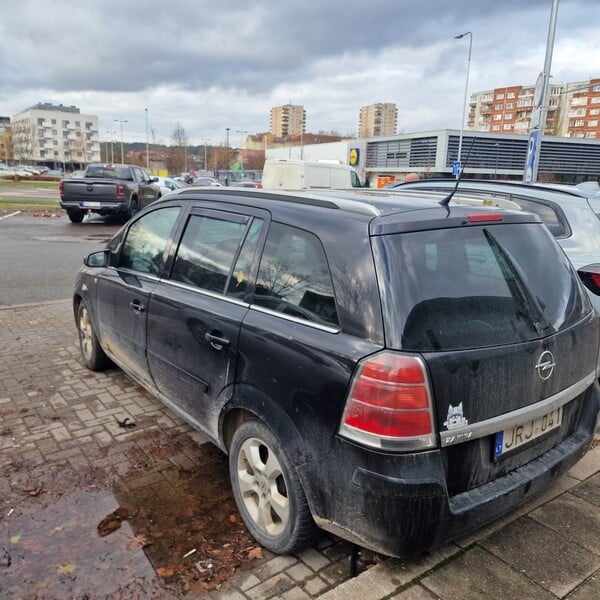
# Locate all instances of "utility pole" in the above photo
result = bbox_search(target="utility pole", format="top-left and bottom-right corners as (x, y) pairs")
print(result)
(114, 119), (127, 163)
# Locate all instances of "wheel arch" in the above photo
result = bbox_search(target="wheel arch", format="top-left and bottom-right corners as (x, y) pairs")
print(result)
(220, 385), (310, 467)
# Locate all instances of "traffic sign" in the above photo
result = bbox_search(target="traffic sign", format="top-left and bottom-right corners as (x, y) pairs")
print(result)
(452, 160), (461, 176)
(523, 130), (540, 183)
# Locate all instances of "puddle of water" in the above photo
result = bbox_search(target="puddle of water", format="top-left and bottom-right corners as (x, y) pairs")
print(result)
(1, 439), (263, 597)
(1, 490), (164, 598)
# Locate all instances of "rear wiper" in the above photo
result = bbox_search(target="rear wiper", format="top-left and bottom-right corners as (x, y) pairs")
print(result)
(483, 229), (551, 335)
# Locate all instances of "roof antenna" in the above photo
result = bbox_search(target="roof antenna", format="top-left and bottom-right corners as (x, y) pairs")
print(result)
(440, 136), (476, 206)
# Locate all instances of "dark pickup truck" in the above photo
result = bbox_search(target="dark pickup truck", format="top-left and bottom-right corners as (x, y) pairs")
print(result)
(59, 163), (160, 223)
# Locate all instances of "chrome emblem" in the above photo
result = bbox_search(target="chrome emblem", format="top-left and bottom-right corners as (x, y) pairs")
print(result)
(535, 350), (556, 380)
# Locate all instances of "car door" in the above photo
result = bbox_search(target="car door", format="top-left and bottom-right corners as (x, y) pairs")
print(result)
(133, 167), (159, 207)
(146, 205), (267, 438)
(94, 206), (181, 387)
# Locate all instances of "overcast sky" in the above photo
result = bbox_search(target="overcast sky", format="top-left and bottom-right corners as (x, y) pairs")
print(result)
(1, 0), (598, 147)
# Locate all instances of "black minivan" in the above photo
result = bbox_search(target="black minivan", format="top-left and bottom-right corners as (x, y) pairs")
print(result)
(74, 187), (600, 556)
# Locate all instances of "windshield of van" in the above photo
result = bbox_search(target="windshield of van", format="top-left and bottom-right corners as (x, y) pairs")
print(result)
(373, 223), (590, 351)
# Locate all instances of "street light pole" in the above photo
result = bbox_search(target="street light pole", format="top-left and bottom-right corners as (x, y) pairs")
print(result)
(235, 129), (248, 177)
(114, 119), (128, 163)
(106, 130), (115, 163)
(203, 138), (210, 171)
(145, 108), (149, 171)
(455, 31), (472, 173)
(225, 127), (230, 185)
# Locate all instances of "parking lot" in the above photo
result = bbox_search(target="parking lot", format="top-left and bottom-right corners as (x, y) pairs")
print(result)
(1, 211), (599, 599)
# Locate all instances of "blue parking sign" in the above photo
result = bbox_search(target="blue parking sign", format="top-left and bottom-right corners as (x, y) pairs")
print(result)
(452, 160), (461, 176)
(523, 130), (540, 183)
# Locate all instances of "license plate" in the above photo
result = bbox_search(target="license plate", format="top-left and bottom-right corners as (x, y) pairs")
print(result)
(81, 201), (101, 208)
(494, 406), (563, 458)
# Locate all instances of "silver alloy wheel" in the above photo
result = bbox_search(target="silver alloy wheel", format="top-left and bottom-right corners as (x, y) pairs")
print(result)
(236, 437), (289, 536)
(78, 305), (93, 360)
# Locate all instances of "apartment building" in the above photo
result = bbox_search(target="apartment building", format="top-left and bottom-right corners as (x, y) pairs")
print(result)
(269, 104), (306, 138)
(11, 103), (101, 166)
(468, 78), (600, 139)
(359, 103), (398, 138)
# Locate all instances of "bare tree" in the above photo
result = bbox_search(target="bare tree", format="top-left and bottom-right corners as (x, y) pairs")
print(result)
(168, 123), (188, 174)
(12, 119), (38, 164)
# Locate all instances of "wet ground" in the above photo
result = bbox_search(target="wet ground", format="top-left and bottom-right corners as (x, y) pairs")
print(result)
(1, 416), (269, 598)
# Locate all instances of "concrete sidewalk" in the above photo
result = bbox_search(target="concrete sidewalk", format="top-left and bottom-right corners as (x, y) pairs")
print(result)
(1, 299), (598, 599)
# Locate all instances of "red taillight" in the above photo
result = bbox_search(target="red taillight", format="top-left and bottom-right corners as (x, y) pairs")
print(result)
(592, 273), (600, 288)
(340, 353), (434, 447)
(116, 183), (125, 199)
(59, 181), (64, 197)
(467, 213), (503, 223)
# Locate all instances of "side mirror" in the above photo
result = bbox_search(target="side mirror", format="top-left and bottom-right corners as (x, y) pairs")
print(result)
(577, 263), (600, 296)
(84, 250), (110, 268)
(149, 176), (158, 183)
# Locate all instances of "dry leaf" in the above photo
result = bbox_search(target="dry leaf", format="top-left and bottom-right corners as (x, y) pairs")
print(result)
(126, 534), (149, 550)
(57, 563), (77, 575)
(157, 566), (175, 577)
(247, 547), (263, 560)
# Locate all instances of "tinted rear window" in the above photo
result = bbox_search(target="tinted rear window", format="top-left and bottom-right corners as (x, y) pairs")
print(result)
(373, 223), (590, 351)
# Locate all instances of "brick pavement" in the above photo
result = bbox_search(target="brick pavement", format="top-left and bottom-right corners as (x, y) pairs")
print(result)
(0, 300), (373, 598)
(1, 299), (599, 599)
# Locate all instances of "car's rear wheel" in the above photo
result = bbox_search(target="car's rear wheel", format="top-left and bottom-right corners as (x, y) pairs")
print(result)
(66, 209), (84, 223)
(77, 301), (111, 371)
(229, 419), (318, 555)
(127, 198), (139, 220)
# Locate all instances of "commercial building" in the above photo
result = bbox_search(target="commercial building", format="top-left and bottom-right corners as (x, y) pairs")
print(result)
(359, 102), (398, 138)
(269, 104), (306, 138)
(468, 78), (600, 139)
(10, 103), (101, 168)
(267, 129), (600, 186)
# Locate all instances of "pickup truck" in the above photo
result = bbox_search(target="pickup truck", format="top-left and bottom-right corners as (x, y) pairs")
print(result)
(59, 163), (160, 223)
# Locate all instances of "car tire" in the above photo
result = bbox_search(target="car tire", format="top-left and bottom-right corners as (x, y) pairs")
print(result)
(229, 419), (318, 555)
(77, 301), (111, 371)
(127, 198), (139, 220)
(67, 209), (84, 223)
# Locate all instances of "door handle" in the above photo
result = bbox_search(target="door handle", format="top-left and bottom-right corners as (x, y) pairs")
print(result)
(204, 332), (230, 351)
(129, 300), (146, 314)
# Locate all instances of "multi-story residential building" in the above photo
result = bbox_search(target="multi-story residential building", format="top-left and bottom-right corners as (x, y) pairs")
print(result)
(269, 104), (306, 138)
(11, 103), (101, 167)
(0, 116), (11, 163)
(359, 102), (398, 138)
(468, 78), (600, 139)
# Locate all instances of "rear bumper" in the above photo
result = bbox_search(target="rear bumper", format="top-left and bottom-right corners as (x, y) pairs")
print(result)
(301, 382), (599, 557)
(60, 200), (128, 215)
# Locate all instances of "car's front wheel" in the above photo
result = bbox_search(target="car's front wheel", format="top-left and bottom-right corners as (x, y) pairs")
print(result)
(77, 301), (111, 371)
(229, 419), (318, 555)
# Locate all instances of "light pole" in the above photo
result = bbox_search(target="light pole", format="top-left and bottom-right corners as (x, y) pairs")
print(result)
(114, 119), (128, 163)
(145, 108), (149, 171)
(225, 127), (230, 185)
(106, 130), (115, 163)
(202, 138), (210, 172)
(235, 129), (248, 177)
(455, 31), (472, 173)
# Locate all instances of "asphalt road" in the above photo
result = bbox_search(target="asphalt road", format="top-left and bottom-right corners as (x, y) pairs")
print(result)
(0, 211), (120, 306)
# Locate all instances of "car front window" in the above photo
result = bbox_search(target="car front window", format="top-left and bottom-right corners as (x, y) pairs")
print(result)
(119, 207), (181, 275)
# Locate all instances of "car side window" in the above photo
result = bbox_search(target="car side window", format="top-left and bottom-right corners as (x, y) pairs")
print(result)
(508, 195), (567, 237)
(226, 218), (264, 298)
(171, 213), (248, 294)
(119, 207), (180, 275)
(254, 223), (339, 327)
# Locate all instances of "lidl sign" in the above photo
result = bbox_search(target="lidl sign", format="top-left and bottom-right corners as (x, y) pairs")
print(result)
(349, 148), (360, 166)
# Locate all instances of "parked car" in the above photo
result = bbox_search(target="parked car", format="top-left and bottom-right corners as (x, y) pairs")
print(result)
(192, 176), (221, 187)
(151, 176), (187, 197)
(74, 187), (600, 557)
(387, 179), (600, 309)
(230, 180), (263, 189)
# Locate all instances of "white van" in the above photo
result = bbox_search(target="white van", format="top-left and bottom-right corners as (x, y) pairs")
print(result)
(261, 159), (362, 190)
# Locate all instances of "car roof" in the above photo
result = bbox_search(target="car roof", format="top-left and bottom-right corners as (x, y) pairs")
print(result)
(153, 186), (538, 234)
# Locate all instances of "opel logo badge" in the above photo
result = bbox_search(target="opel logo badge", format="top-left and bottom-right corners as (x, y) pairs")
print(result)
(535, 350), (556, 381)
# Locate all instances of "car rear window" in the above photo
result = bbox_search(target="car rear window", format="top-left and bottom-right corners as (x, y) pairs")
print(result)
(373, 223), (590, 351)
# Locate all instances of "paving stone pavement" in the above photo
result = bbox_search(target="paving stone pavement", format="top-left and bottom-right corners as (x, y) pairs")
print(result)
(1, 299), (599, 599)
